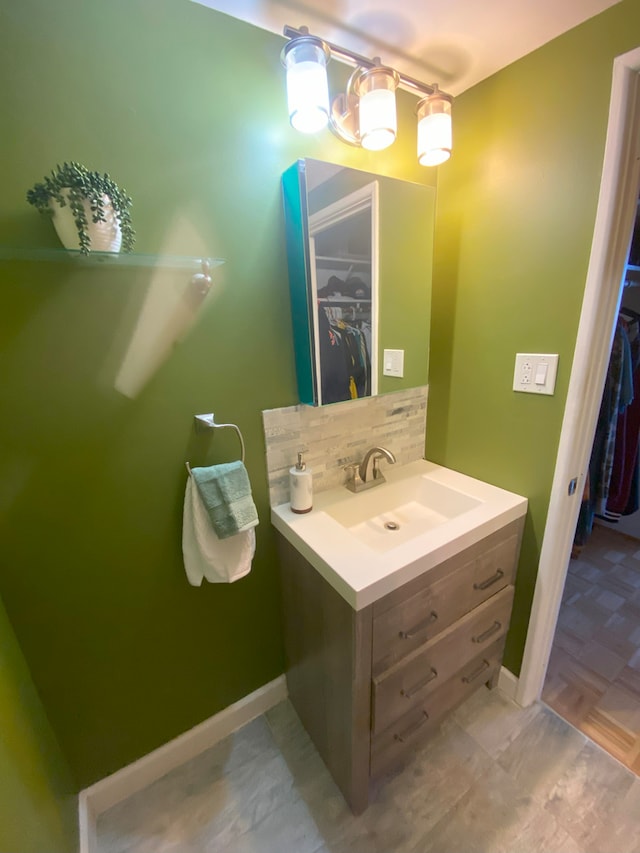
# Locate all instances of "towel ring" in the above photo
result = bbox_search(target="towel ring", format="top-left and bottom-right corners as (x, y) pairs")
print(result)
(185, 413), (246, 477)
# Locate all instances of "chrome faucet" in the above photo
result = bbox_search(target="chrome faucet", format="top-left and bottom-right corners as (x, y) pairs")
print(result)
(344, 446), (397, 492)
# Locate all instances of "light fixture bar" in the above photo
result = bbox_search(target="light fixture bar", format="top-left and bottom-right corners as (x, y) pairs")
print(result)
(282, 25), (451, 102)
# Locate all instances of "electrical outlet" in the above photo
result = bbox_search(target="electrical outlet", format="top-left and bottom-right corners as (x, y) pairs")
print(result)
(513, 353), (559, 395)
(520, 360), (533, 384)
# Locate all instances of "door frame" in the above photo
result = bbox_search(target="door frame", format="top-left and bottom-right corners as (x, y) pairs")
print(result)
(516, 46), (640, 708)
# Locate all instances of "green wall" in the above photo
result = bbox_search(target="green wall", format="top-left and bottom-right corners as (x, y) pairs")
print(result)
(0, 595), (76, 852)
(427, 0), (640, 673)
(0, 0), (435, 791)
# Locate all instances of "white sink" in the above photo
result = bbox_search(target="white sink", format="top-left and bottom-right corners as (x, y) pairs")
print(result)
(323, 477), (482, 553)
(271, 459), (527, 610)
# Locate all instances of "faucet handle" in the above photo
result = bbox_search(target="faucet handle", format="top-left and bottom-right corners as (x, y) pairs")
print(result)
(344, 462), (364, 493)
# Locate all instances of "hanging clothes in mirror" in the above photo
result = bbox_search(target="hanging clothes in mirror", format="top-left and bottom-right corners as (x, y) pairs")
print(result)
(317, 301), (371, 404)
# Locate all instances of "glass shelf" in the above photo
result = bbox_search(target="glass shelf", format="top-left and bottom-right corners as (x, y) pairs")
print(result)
(0, 246), (224, 271)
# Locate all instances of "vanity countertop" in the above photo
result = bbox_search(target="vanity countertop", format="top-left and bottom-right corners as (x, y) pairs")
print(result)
(271, 459), (527, 610)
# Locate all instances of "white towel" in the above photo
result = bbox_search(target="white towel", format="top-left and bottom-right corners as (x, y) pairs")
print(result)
(182, 476), (255, 586)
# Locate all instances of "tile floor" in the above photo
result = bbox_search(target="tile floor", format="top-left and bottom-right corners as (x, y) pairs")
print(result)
(96, 685), (640, 853)
(542, 522), (640, 773)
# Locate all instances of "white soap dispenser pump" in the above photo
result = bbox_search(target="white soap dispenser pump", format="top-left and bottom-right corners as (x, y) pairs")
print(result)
(289, 452), (313, 514)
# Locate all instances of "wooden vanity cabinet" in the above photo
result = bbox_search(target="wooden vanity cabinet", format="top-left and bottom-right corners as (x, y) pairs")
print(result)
(276, 515), (524, 814)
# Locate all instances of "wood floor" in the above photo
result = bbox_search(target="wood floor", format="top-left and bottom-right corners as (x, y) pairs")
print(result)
(542, 522), (640, 774)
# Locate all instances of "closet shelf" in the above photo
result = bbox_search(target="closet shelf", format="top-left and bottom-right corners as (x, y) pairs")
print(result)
(314, 255), (371, 271)
(625, 264), (640, 285)
(318, 297), (371, 304)
(0, 246), (225, 271)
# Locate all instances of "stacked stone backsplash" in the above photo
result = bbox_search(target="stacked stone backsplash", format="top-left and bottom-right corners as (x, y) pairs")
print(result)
(262, 386), (428, 508)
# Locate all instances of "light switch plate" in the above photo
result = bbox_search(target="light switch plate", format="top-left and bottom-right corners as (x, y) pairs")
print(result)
(513, 353), (559, 395)
(383, 349), (404, 377)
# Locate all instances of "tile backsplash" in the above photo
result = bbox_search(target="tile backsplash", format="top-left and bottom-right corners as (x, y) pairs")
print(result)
(262, 386), (428, 508)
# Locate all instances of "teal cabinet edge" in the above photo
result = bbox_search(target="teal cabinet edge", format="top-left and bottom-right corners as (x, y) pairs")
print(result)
(282, 161), (316, 406)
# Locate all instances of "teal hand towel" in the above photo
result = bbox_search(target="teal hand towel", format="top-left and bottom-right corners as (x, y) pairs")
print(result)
(191, 461), (259, 540)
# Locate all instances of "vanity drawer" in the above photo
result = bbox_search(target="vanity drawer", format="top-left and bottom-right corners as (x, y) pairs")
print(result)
(470, 536), (519, 610)
(370, 639), (506, 778)
(371, 585), (514, 735)
(372, 529), (520, 675)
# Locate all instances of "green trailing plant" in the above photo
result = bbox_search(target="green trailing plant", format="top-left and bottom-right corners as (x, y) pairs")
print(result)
(26, 161), (135, 254)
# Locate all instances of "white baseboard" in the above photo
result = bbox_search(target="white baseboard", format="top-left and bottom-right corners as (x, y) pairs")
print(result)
(497, 665), (520, 702)
(78, 674), (287, 853)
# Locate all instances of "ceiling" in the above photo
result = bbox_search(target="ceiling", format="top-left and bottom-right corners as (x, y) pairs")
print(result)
(192, 0), (620, 96)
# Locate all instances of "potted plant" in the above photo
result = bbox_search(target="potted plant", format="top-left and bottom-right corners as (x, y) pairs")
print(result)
(26, 161), (136, 255)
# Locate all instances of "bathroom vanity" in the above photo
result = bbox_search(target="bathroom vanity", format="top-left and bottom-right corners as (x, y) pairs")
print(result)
(271, 460), (527, 813)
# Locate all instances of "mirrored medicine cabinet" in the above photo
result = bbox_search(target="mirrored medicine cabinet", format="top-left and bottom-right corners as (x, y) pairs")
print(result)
(282, 159), (436, 406)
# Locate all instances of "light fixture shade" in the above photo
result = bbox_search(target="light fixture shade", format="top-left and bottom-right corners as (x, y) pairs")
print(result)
(417, 93), (453, 166)
(283, 37), (330, 134)
(355, 66), (399, 151)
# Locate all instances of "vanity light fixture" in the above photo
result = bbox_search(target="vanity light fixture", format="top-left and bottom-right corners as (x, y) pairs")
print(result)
(283, 34), (331, 133)
(282, 25), (453, 165)
(417, 88), (453, 166)
(354, 65), (399, 151)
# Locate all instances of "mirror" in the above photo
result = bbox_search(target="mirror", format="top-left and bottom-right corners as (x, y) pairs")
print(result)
(282, 159), (435, 406)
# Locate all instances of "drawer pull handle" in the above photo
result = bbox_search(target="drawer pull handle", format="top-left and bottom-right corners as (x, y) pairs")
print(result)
(472, 620), (502, 644)
(394, 710), (429, 743)
(473, 568), (504, 591)
(399, 611), (438, 640)
(462, 659), (490, 684)
(401, 668), (438, 699)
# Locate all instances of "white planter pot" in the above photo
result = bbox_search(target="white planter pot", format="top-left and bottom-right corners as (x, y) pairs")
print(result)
(51, 190), (122, 253)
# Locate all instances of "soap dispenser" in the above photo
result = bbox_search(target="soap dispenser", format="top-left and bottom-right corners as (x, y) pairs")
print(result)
(290, 452), (313, 514)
